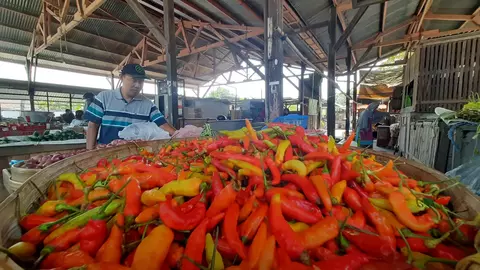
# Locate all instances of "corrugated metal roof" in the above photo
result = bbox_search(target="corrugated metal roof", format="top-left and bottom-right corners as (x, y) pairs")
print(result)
(0, 0), (478, 85)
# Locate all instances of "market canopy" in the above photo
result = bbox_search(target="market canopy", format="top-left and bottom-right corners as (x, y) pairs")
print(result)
(358, 84), (394, 100)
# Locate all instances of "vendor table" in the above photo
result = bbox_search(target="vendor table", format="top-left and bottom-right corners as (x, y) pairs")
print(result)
(0, 140), (86, 182)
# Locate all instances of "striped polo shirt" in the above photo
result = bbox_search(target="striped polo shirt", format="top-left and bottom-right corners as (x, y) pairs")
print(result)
(84, 89), (167, 144)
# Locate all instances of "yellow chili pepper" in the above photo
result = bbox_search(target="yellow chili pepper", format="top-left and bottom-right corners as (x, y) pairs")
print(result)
(189, 162), (204, 173)
(141, 188), (166, 206)
(228, 159), (263, 176)
(282, 160), (307, 177)
(275, 140), (291, 165)
(369, 198), (427, 213)
(159, 178), (204, 197)
(330, 180), (347, 205)
(305, 161), (324, 174)
(328, 136), (339, 155)
(57, 173), (85, 190)
(289, 222), (310, 232)
(205, 233), (224, 270)
(375, 183), (416, 200)
(224, 145), (243, 153)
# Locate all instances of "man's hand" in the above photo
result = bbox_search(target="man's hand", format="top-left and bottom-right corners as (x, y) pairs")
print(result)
(160, 123), (176, 136)
(86, 122), (100, 150)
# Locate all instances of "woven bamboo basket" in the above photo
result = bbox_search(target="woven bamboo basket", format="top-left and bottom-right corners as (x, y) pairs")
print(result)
(0, 140), (478, 266)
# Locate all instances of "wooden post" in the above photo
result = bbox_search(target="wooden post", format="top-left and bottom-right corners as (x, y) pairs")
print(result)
(327, 6), (337, 137)
(346, 50), (351, 137)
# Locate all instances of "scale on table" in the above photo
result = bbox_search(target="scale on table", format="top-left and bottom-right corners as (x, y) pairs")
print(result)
(156, 79), (172, 125)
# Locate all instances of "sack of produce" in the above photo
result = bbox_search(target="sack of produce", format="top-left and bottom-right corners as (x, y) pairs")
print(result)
(0, 120), (479, 270)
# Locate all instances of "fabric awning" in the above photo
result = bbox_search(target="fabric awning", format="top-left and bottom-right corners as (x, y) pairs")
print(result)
(358, 84), (394, 100)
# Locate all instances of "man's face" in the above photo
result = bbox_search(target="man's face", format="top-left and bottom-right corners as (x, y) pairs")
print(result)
(121, 74), (144, 98)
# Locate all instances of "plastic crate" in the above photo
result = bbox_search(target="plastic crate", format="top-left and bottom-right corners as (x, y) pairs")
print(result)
(272, 115), (308, 129)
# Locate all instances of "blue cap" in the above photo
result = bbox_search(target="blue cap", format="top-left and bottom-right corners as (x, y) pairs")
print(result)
(121, 64), (149, 79)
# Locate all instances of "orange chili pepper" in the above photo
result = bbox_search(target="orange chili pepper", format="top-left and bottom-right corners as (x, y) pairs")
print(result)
(239, 203), (268, 242)
(166, 242), (184, 269)
(247, 222), (267, 269)
(299, 216), (339, 249)
(131, 225), (174, 270)
(310, 175), (332, 211)
(330, 180), (347, 205)
(96, 213), (124, 264)
(245, 119), (258, 140)
(257, 235), (276, 270)
(206, 183), (237, 218)
(242, 136), (251, 151)
(135, 205), (159, 224)
(239, 195), (256, 222)
(389, 191), (435, 233)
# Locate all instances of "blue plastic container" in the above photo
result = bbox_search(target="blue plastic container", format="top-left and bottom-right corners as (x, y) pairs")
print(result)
(272, 114), (308, 129)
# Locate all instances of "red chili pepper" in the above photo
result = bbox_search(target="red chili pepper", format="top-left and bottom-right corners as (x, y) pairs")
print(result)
(79, 219), (108, 256)
(206, 183), (237, 218)
(158, 197), (206, 231)
(313, 251), (369, 270)
(284, 146), (293, 161)
(211, 159), (236, 179)
(217, 237), (237, 260)
(21, 224), (60, 245)
(280, 196), (322, 224)
(281, 174), (321, 205)
(239, 203), (268, 241)
(269, 194), (308, 261)
(211, 171), (224, 197)
(210, 152), (263, 168)
(124, 179), (142, 225)
(435, 196), (451, 206)
(45, 228), (82, 252)
(329, 156), (342, 184)
(361, 197), (394, 237)
(341, 160), (361, 181)
(343, 228), (396, 259)
(97, 158), (109, 168)
(348, 210), (366, 229)
(265, 157), (281, 185)
(239, 195), (256, 221)
(348, 180), (369, 198)
(397, 236), (430, 253)
(206, 212), (225, 232)
(339, 132), (356, 153)
(206, 139), (237, 152)
(428, 244), (467, 260)
(40, 250), (94, 269)
(223, 203), (247, 259)
(343, 187), (362, 211)
(179, 195), (202, 213)
(182, 219), (208, 270)
(251, 140), (268, 151)
(303, 152), (334, 161)
(311, 247), (339, 261)
(19, 214), (57, 231)
(288, 135), (316, 154)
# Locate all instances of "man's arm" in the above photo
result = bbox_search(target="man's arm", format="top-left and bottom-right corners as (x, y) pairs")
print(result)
(86, 122), (99, 150)
(160, 123), (176, 136)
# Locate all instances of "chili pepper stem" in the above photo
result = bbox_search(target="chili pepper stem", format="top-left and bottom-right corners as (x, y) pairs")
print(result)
(345, 224), (379, 236)
(0, 246), (28, 264)
(38, 212), (81, 232)
(398, 228), (413, 264)
(182, 254), (209, 270)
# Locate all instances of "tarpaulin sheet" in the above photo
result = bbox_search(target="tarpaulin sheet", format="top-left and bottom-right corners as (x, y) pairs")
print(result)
(358, 84), (394, 100)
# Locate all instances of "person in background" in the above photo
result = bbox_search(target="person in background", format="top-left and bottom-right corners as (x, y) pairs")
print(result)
(84, 64), (176, 150)
(70, 110), (85, 127)
(83, 92), (95, 112)
(62, 109), (75, 124)
(355, 102), (384, 148)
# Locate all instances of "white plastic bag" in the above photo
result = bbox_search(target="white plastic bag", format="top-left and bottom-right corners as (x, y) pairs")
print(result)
(118, 122), (170, 141)
(173, 125), (204, 138)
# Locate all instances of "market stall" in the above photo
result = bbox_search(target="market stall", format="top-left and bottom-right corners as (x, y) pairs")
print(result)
(0, 122), (478, 270)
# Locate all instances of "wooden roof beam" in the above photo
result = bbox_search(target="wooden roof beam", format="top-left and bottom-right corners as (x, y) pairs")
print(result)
(460, 7), (480, 28)
(33, 0), (107, 56)
(424, 12), (475, 21)
(125, 0), (167, 47)
(378, 2), (387, 57)
(353, 27), (480, 50)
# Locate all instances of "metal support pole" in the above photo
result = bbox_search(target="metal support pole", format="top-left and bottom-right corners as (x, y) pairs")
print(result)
(352, 71), (358, 131)
(327, 6), (337, 137)
(164, 0), (178, 128)
(264, 0), (284, 121)
(69, 94), (72, 110)
(300, 62), (306, 115)
(111, 73), (115, 90)
(46, 91), (50, 112)
(345, 50), (351, 137)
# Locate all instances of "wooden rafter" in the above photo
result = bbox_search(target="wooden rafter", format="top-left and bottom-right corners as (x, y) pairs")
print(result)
(112, 20), (264, 76)
(333, 0), (358, 64)
(378, 2), (387, 57)
(31, 0), (106, 56)
(424, 12), (476, 21)
(460, 7), (480, 28)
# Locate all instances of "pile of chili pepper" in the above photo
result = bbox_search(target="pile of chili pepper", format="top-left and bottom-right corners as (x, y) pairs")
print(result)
(5, 119), (480, 270)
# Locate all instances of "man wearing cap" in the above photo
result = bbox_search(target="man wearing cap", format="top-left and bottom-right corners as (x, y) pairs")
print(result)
(84, 64), (176, 149)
